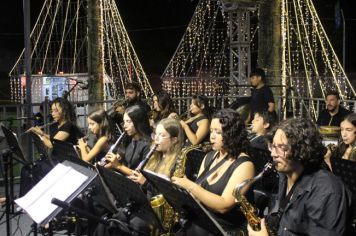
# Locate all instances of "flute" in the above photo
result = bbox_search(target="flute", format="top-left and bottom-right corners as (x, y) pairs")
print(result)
(98, 132), (126, 166)
(136, 144), (158, 171)
(24, 121), (56, 134)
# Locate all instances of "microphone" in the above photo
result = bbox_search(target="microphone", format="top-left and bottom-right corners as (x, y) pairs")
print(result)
(51, 198), (109, 225)
(69, 78), (85, 84)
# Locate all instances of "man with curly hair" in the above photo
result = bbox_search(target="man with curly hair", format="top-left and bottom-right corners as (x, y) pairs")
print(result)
(248, 118), (351, 236)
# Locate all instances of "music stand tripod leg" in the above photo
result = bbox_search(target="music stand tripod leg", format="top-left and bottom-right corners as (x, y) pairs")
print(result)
(2, 151), (12, 236)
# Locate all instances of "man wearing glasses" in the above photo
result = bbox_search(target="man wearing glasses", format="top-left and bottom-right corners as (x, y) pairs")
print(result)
(248, 118), (351, 236)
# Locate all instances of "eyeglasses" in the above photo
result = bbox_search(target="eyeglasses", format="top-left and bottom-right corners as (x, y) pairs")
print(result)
(152, 133), (170, 140)
(268, 143), (289, 153)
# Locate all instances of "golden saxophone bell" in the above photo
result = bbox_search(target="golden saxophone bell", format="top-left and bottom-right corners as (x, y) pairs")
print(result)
(150, 194), (166, 236)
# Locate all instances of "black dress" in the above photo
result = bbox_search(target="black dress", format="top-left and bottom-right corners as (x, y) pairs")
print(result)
(186, 115), (210, 145)
(182, 151), (253, 235)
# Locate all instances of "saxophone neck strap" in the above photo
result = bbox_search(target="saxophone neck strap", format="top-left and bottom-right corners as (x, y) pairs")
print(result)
(196, 152), (228, 185)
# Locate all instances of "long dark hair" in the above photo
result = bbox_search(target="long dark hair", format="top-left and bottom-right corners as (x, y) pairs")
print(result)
(191, 95), (213, 119)
(51, 97), (76, 123)
(125, 105), (152, 141)
(338, 113), (356, 155)
(212, 109), (249, 158)
(152, 91), (176, 122)
(88, 109), (114, 141)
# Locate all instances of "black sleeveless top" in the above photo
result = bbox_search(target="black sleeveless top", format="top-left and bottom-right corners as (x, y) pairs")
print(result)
(186, 115), (209, 145)
(199, 151), (253, 232)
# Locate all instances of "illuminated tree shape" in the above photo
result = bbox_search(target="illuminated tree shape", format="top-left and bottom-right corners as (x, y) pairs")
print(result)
(281, 0), (355, 118)
(9, 0), (152, 102)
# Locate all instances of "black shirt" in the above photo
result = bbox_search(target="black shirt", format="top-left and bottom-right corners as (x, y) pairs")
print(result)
(317, 106), (351, 126)
(267, 170), (351, 236)
(123, 139), (151, 169)
(126, 99), (151, 114)
(250, 85), (274, 116)
(49, 122), (83, 145)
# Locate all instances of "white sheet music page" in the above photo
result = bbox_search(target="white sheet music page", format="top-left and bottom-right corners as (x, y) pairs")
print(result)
(15, 163), (88, 224)
(144, 169), (170, 181)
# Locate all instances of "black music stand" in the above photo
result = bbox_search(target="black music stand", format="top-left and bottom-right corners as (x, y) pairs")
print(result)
(1, 125), (28, 165)
(51, 139), (84, 165)
(331, 158), (356, 195)
(16, 160), (97, 225)
(29, 132), (50, 162)
(96, 165), (163, 234)
(141, 170), (227, 236)
(51, 139), (120, 225)
(331, 158), (356, 233)
(0, 125), (29, 236)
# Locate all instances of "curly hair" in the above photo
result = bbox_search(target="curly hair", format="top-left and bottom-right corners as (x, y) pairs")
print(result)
(267, 118), (325, 172)
(212, 109), (249, 158)
(51, 97), (76, 123)
(88, 109), (114, 141)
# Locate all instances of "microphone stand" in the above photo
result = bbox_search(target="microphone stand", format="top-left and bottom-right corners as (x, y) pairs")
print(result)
(63, 80), (82, 99)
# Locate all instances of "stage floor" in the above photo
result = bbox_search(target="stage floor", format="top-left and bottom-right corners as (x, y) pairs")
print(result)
(0, 183), (70, 236)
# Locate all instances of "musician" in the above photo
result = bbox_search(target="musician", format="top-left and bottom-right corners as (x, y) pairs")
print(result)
(317, 90), (351, 127)
(105, 105), (152, 175)
(150, 90), (178, 127)
(172, 109), (255, 234)
(94, 118), (183, 235)
(27, 97), (82, 148)
(78, 109), (114, 163)
(108, 99), (127, 133)
(20, 98), (82, 196)
(249, 68), (275, 121)
(125, 82), (151, 114)
(180, 95), (211, 145)
(324, 113), (356, 169)
(250, 111), (276, 150)
(248, 118), (351, 236)
(128, 118), (184, 195)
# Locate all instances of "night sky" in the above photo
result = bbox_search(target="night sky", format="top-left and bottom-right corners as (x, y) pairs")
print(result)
(0, 0), (354, 99)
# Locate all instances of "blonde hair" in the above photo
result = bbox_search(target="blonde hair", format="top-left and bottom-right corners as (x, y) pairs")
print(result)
(145, 118), (184, 176)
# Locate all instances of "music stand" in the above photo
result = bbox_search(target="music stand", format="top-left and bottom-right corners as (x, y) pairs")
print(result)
(141, 170), (227, 236)
(29, 132), (50, 162)
(15, 160), (97, 226)
(96, 165), (163, 233)
(0, 125), (29, 236)
(1, 125), (28, 165)
(51, 139), (90, 168)
(331, 158), (356, 195)
(331, 158), (356, 231)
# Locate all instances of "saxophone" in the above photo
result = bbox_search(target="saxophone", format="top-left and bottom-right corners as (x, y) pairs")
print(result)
(151, 142), (211, 235)
(233, 163), (276, 236)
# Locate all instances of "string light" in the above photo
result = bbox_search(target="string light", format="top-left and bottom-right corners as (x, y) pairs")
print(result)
(10, 0), (153, 102)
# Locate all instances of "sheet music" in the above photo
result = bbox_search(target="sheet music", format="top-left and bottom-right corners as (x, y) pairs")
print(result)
(15, 163), (88, 224)
(143, 169), (170, 181)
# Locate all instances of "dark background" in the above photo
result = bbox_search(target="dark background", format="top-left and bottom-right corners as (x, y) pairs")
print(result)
(0, 0), (354, 100)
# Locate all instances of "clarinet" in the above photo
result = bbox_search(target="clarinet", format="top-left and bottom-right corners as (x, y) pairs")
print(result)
(98, 132), (126, 166)
(136, 144), (158, 171)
